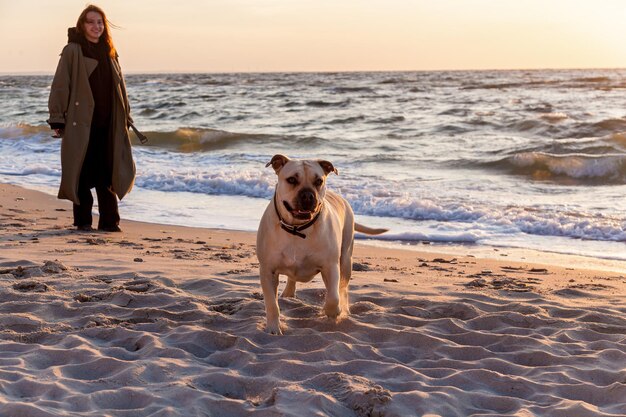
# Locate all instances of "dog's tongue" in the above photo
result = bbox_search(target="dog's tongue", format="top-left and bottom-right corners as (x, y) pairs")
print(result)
(282, 201), (314, 220)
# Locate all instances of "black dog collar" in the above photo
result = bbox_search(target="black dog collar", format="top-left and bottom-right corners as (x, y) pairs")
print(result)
(273, 193), (322, 239)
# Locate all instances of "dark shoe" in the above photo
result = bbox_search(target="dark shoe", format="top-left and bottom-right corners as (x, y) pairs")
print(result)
(76, 224), (93, 231)
(98, 225), (122, 232)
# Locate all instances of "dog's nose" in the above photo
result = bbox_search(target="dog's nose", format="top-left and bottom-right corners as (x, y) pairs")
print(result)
(298, 189), (316, 210)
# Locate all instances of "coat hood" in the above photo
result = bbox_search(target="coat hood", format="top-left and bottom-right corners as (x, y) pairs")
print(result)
(67, 27), (82, 44)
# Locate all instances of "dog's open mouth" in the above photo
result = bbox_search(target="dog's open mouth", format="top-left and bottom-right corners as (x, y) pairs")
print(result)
(283, 201), (315, 220)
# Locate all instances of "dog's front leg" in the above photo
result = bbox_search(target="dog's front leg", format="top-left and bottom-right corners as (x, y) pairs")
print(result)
(260, 266), (282, 335)
(321, 265), (341, 319)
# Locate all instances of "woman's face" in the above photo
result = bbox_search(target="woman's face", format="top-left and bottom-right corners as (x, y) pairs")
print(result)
(83, 11), (104, 43)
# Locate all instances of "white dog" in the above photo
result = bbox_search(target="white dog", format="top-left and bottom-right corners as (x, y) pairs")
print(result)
(256, 154), (387, 335)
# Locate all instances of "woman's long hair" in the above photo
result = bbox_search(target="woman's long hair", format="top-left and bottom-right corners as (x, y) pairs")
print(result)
(76, 4), (117, 58)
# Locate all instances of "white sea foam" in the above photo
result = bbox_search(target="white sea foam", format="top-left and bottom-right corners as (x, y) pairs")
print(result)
(361, 230), (484, 244)
(132, 167), (626, 244)
(135, 170), (274, 198)
(0, 165), (60, 177)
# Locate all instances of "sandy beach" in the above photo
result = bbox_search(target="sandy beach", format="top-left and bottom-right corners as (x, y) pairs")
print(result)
(0, 182), (625, 417)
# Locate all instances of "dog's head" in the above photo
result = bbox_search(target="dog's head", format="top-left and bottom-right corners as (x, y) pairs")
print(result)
(266, 154), (338, 222)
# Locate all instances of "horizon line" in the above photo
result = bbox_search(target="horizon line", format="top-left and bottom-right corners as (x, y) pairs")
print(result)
(2, 66), (626, 76)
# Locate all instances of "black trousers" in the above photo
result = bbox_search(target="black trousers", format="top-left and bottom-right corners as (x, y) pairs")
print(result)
(72, 125), (119, 229)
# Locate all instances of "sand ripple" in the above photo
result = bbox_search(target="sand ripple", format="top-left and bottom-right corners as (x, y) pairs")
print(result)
(1, 260), (625, 416)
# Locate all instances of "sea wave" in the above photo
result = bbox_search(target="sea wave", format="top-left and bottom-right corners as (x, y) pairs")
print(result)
(610, 132), (626, 149)
(131, 128), (322, 152)
(0, 165), (60, 177)
(0, 123), (50, 139)
(348, 196), (626, 242)
(461, 80), (561, 90)
(502, 116), (626, 139)
(488, 152), (626, 184)
(539, 112), (568, 122)
(573, 76), (611, 83)
(305, 99), (351, 108)
(329, 116), (367, 125)
(136, 169), (275, 198)
(367, 115), (406, 124)
(331, 86), (376, 94)
(460, 75), (626, 91)
(0, 123), (328, 154)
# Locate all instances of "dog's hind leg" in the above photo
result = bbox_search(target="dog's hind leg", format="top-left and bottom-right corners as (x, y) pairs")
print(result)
(339, 278), (350, 315)
(339, 256), (352, 315)
(321, 265), (341, 318)
(260, 267), (282, 335)
(338, 234), (354, 315)
(281, 278), (297, 298)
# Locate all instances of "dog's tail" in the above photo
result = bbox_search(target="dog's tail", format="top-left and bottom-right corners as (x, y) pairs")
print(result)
(355, 223), (388, 235)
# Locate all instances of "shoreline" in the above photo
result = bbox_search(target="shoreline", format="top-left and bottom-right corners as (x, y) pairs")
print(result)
(4, 181), (626, 275)
(361, 239), (626, 275)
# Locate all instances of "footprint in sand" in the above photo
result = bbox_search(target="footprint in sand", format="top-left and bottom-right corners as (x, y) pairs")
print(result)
(305, 373), (391, 417)
(12, 281), (49, 292)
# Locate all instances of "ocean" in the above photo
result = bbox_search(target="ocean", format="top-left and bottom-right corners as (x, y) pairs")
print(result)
(1, 70), (626, 265)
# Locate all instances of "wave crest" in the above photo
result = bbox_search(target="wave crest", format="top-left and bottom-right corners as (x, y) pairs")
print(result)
(0, 123), (49, 139)
(499, 152), (626, 183)
(131, 127), (323, 152)
(133, 128), (263, 152)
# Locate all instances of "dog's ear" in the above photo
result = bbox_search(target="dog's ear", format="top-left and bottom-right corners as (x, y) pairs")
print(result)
(318, 160), (338, 176)
(266, 154), (290, 174)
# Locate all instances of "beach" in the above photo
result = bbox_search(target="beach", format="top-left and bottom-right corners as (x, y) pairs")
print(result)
(3, 2), (626, 414)
(1, 182), (624, 417)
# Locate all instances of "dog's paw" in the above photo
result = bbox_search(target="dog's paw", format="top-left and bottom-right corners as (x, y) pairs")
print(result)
(265, 323), (284, 336)
(324, 301), (341, 319)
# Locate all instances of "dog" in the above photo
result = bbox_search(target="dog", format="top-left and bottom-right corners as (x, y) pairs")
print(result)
(256, 154), (387, 335)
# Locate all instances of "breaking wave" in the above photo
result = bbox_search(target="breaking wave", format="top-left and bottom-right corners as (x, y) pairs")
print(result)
(488, 152), (626, 184)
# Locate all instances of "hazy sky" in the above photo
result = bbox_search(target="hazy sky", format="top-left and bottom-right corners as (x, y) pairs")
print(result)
(2, 0), (626, 73)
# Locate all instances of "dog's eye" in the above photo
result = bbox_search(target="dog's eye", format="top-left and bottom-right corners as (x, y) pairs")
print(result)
(314, 178), (323, 187)
(286, 177), (298, 185)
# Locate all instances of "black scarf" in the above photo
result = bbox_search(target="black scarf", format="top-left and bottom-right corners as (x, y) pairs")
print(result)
(67, 27), (113, 129)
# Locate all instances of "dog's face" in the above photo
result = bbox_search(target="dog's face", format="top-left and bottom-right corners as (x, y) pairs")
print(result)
(267, 154), (337, 221)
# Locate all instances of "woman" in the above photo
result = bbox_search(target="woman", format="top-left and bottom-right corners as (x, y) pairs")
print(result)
(48, 4), (135, 232)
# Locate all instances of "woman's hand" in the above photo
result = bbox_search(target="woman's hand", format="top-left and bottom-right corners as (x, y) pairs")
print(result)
(52, 128), (64, 138)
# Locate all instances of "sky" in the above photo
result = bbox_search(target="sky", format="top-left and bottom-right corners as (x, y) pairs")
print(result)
(1, 0), (626, 74)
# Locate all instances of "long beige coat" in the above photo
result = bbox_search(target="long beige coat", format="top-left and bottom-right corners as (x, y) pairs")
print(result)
(48, 42), (136, 205)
